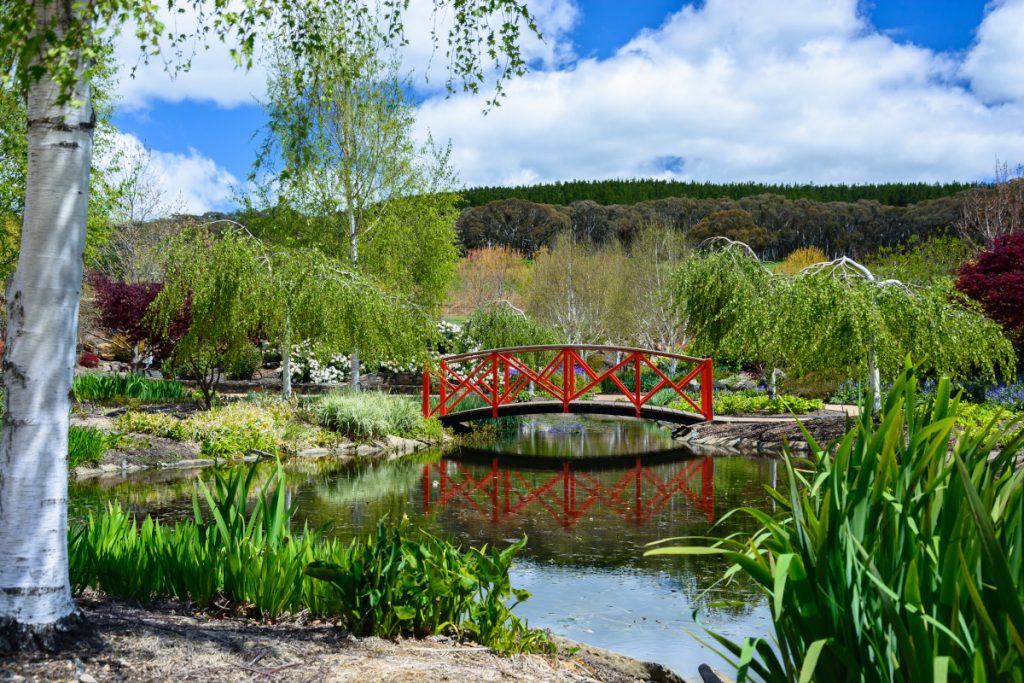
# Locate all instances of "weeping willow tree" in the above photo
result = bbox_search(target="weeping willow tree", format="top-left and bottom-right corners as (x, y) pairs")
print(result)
(150, 223), (428, 405)
(674, 239), (1015, 409)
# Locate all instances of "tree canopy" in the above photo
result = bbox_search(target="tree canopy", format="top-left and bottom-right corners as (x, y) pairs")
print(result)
(673, 242), (1015, 403)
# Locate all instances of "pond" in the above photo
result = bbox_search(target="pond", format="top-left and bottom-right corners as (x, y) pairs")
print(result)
(70, 414), (776, 677)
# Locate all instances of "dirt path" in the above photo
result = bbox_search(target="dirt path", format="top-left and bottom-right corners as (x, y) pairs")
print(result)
(0, 594), (688, 683)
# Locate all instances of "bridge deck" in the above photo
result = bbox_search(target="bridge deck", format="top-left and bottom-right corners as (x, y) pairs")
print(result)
(437, 399), (707, 428)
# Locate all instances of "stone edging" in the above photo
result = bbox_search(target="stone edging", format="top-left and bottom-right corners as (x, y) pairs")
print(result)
(72, 434), (442, 480)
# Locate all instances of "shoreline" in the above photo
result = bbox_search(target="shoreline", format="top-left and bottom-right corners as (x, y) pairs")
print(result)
(0, 593), (690, 683)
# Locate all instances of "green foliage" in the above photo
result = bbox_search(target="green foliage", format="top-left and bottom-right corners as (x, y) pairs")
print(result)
(460, 179), (975, 209)
(151, 224), (428, 405)
(225, 344), (263, 381)
(116, 400), (331, 458)
(305, 521), (550, 653)
(864, 235), (977, 286)
(68, 426), (111, 468)
(706, 391), (824, 415)
(312, 390), (429, 441)
(69, 463), (549, 653)
(72, 373), (186, 403)
(673, 248), (1016, 389)
(648, 365), (1024, 682)
(463, 305), (561, 349)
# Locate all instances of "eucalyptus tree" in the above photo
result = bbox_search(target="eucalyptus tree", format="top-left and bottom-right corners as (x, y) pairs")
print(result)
(674, 240), (1015, 409)
(0, 0), (537, 646)
(259, 13), (460, 387)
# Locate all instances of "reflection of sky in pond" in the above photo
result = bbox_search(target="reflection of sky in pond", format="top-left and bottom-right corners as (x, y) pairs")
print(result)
(70, 416), (776, 678)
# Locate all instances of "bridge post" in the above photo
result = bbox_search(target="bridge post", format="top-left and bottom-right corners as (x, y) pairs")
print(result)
(439, 361), (448, 417)
(562, 349), (571, 413)
(701, 358), (714, 420)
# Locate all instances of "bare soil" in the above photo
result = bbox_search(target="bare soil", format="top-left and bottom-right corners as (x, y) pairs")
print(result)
(0, 594), (686, 683)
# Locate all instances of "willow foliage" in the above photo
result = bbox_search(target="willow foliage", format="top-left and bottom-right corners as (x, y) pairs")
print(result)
(150, 225), (428, 402)
(673, 247), (1015, 382)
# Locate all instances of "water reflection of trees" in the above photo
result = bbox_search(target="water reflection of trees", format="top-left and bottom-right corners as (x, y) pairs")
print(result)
(480, 415), (680, 458)
(69, 447), (775, 611)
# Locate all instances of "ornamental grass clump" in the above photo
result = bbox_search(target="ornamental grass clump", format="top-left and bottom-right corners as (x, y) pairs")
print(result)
(69, 463), (548, 654)
(313, 390), (423, 440)
(648, 364), (1024, 682)
(73, 373), (187, 403)
(67, 426), (111, 468)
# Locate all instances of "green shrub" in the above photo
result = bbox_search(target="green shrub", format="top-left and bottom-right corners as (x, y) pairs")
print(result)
(678, 390), (823, 415)
(116, 400), (331, 458)
(649, 366), (1024, 682)
(68, 426), (110, 468)
(69, 463), (549, 654)
(73, 373), (186, 403)
(225, 344), (262, 380)
(314, 390), (425, 440)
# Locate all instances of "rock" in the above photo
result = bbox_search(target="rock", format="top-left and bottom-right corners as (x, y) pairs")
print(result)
(716, 373), (758, 391)
(355, 444), (379, 457)
(298, 447), (332, 459)
(79, 674), (97, 683)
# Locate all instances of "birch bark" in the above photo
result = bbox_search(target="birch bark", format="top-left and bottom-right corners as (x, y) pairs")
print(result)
(0, 0), (91, 637)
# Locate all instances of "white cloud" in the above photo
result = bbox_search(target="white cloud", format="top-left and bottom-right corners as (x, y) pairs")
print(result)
(963, 0), (1024, 104)
(416, 0), (1024, 186)
(112, 3), (267, 110)
(101, 133), (239, 215)
(112, 0), (579, 110)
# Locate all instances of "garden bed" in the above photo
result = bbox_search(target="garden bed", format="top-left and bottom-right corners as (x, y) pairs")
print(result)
(0, 592), (685, 683)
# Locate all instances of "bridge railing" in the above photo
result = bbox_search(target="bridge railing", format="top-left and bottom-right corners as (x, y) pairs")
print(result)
(422, 344), (714, 421)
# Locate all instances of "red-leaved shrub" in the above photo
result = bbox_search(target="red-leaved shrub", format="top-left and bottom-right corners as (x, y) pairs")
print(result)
(88, 272), (190, 366)
(78, 352), (100, 368)
(956, 233), (1024, 352)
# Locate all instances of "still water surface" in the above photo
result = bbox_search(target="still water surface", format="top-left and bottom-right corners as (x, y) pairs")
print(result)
(70, 415), (775, 677)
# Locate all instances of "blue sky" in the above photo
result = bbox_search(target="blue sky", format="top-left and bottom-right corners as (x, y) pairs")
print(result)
(108, 0), (1024, 213)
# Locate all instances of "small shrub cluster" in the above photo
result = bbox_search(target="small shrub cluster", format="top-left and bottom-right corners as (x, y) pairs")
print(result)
(313, 391), (435, 441)
(78, 352), (101, 368)
(226, 344), (263, 380)
(73, 373), (187, 403)
(289, 341), (351, 384)
(700, 390), (824, 415)
(117, 401), (331, 458)
(70, 465), (549, 654)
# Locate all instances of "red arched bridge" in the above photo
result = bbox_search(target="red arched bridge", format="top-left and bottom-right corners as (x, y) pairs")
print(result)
(422, 345), (713, 428)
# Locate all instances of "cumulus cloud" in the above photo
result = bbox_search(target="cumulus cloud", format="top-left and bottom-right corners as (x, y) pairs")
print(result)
(963, 0), (1024, 104)
(416, 0), (1024, 186)
(101, 133), (239, 215)
(112, 0), (579, 110)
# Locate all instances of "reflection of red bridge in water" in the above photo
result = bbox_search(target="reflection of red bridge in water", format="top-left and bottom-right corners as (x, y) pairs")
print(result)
(421, 457), (715, 527)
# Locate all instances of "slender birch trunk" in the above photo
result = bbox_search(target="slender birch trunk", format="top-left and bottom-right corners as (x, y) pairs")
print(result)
(280, 316), (292, 399)
(867, 338), (882, 413)
(0, 0), (91, 641)
(348, 210), (361, 390)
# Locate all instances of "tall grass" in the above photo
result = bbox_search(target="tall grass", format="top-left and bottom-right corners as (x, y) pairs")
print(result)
(69, 463), (547, 653)
(313, 390), (426, 440)
(648, 364), (1024, 682)
(68, 426), (110, 468)
(73, 373), (186, 403)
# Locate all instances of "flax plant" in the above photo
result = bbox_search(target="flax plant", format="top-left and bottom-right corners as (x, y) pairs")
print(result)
(648, 364), (1024, 682)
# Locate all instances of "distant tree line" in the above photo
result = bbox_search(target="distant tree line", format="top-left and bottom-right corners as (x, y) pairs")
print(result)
(457, 192), (968, 260)
(460, 178), (978, 209)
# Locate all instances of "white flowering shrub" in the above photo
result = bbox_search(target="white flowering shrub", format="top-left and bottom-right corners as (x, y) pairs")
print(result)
(290, 341), (351, 384)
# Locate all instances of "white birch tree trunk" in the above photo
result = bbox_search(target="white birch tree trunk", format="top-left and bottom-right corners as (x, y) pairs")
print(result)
(280, 317), (292, 399)
(0, 0), (91, 638)
(348, 210), (361, 390)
